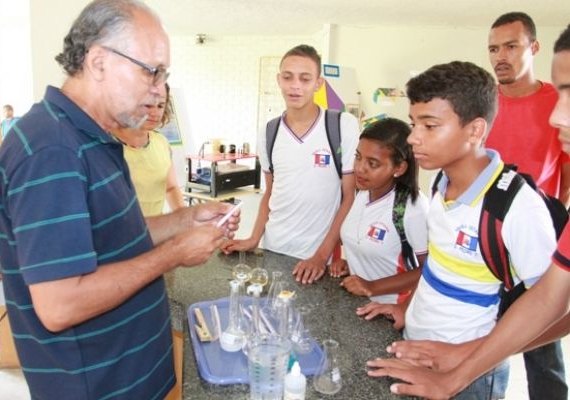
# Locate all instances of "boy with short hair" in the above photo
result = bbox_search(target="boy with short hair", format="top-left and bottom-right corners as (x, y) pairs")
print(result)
(366, 26), (570, 400)
(222, 44), (359, 284)
(364, 61), (557, 399)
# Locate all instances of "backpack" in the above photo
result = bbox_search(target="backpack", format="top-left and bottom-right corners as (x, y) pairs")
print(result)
(432, 164), (569, 317)
(265, 109), (343, 178)
(392, 186), (420, 272)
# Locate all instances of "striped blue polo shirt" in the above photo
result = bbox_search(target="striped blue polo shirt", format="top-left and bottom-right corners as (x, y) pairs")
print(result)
(0, 86), (175, 399)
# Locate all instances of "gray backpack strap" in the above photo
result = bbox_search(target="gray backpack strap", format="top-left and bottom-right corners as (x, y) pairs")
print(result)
(265, 116), (281, 174)
(324, 109), (342, 178)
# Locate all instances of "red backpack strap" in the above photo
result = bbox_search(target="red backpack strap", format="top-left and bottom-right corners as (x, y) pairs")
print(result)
(478, 166), (525, 290)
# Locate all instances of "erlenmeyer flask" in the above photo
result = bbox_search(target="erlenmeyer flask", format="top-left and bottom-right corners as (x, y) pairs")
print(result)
(313, 339), (342, 395)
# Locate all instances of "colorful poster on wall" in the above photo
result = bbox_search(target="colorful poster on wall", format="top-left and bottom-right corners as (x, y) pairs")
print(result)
(314, 80), (345, 111)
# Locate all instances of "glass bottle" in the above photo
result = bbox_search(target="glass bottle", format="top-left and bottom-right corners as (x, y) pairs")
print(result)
(313, 339), (342, 395)
(220, 279), (246, 352)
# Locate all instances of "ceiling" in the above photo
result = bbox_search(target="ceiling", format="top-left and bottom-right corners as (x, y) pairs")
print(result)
(146, 0), (570, 36)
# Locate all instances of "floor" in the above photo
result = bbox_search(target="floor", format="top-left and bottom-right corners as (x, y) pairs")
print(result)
(1, 190), (568, 399)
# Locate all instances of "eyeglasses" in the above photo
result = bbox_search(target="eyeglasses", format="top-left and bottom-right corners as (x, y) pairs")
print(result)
(103, 46), (169, 86)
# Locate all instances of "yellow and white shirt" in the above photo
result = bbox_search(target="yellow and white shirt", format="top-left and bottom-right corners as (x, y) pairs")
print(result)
(404, 150), (556, 343)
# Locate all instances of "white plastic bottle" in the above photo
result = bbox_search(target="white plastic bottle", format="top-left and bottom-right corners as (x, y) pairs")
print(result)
(284, 361), (307, 400)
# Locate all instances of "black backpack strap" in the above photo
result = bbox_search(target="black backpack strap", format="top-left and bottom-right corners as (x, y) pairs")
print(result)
(478, 165), (525, 290)
(392, 186), (419, 271)
(265, 116), (281, 175)
(517, 173), (569, 237)
(324, 109), (342, 179)
(431, 170), (444, 198)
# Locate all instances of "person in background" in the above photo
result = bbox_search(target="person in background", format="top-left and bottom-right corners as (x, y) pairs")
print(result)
(485, 12), (570, 207)
(114, 82), (185, 216)
(0, 104), (20, 142)
(365, 60), (557, 399)
(329, 118), (428, 321)
(0, 1), (238, 399)
(365, 25), (570, 400)
(484, 11), (568, 399)
(222, 44), (359, 285)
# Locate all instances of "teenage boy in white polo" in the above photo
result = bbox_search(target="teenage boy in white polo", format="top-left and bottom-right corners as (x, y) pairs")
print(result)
(222, 44), (359, 284)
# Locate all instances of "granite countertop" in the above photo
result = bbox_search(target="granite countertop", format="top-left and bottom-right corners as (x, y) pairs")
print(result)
(168, 250), (414, 400)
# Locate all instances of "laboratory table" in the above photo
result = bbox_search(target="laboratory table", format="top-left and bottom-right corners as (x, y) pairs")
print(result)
(167, 250), (414, 400)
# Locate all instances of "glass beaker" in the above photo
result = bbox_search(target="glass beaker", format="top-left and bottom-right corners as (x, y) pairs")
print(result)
(220, 279), (246, 352)
(313, 339), (342, 395)
(247, 334), (291, 400)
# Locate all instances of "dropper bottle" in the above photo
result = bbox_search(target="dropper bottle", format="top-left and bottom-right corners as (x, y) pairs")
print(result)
(284, 361), (306, 400)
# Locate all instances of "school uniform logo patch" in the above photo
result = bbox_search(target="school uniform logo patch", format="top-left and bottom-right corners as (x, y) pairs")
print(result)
(313, 150), (332, 168)
(455, 230), (478, 252)
(366, 223), (388, 242)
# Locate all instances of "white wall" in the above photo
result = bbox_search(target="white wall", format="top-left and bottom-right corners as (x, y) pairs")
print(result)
(0, 0), (33, 116)
(28, 0), (85, 101)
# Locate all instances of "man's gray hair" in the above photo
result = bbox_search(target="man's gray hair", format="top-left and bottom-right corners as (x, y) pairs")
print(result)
(55, 0), (159, 76)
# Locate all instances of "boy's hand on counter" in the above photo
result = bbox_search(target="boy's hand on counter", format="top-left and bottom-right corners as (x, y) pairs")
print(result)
(340, 275), (372, 297)
(365, 357), (460, 400)
(386, 338), (480, 372)
(292, 256), (327, 284)
(329, 258), (349, 278)
(356, 301), (406, 330)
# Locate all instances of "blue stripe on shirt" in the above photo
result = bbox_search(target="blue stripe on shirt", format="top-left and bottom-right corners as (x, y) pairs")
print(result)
(23, 317), (172, 375)
(92, 195), (138, 230)
(12, 291), (167, 344)
(97, 229), (149, 261)
(8, 172), (87, 196)
(422, 262), (499, 307)
(98, 342), (174, 400)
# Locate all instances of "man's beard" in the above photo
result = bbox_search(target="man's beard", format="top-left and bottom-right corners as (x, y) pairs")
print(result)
(117, 113), (148, 129)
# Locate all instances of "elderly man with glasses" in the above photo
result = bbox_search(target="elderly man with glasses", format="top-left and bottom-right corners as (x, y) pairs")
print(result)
(0, 1), (239, 399)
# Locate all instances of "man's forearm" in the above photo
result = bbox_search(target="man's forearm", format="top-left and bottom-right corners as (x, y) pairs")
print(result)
(29, 237), (183, 332)
(522, 313), (570, 351)
(145, 207), (194, 244)
(449, 265), (570, 389)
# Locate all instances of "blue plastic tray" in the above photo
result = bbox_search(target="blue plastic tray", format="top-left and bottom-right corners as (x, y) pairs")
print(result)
(188, 297), (324, 385)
